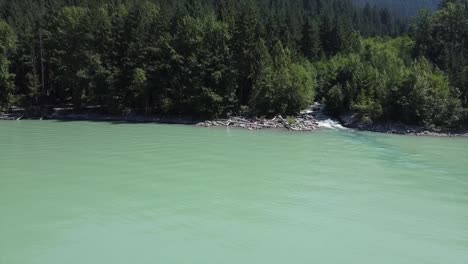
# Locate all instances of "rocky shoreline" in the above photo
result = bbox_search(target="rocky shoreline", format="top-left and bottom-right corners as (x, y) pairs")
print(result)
(0, 105), (324, 132)
(345, 123), (468, 137)
(1, 106), (467, 137)
(339, 113), (468, 137)
(0, 111), (321, 131)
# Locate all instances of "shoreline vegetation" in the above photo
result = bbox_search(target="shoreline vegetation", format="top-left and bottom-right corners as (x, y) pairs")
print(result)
(1, 0), (467, 134)
(2, 105), (467, 137)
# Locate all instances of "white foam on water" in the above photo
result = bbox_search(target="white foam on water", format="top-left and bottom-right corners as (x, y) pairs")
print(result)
(317, 119), (347, 130)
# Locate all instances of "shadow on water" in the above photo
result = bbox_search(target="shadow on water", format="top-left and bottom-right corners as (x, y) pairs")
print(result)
(52, 118), (200, 126)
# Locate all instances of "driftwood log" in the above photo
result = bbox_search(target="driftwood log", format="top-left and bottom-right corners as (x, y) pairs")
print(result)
(197, 114), (319, 131)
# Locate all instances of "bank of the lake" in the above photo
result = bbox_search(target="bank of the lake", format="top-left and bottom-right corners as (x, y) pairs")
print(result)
(1, 121), (468, 264)
(0, 106), (323, 131)
(2, 107), (467, 136)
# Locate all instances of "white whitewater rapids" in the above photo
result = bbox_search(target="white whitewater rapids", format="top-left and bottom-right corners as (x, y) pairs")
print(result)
(302, 103), (347, 130)
(316, 118), (347, 130)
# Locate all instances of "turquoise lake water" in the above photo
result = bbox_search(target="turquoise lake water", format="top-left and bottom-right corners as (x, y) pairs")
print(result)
(1, 120), (467, 264)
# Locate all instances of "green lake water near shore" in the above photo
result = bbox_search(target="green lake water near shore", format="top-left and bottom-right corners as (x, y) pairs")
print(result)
(1, 120), (467, 264)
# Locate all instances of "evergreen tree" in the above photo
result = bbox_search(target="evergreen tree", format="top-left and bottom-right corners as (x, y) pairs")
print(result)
(301, 19), (321, 60)
(232, 1), (261, 108)
(0, 20), (15, 110)
(413, 0), (468, 107)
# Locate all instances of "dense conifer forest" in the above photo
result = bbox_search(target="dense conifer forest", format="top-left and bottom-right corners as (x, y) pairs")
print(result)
(352, 0), (440, 17)
(0, 0), (467, 129)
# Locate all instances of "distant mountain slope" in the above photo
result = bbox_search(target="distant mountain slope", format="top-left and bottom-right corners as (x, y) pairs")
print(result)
(352, 0), (440, 17)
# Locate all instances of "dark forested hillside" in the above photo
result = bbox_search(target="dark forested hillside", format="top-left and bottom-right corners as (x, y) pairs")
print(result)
(0, 0), (467, 129)
(352, 0), (440, 17)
